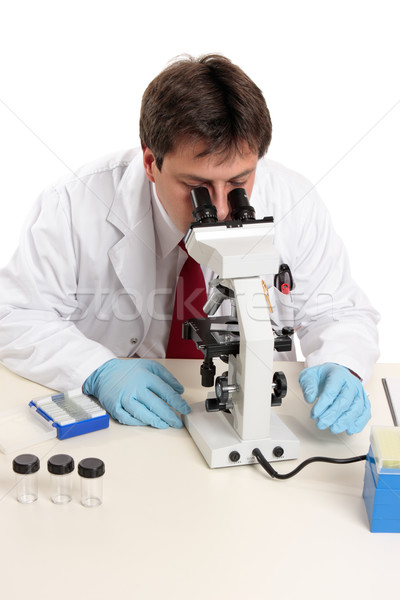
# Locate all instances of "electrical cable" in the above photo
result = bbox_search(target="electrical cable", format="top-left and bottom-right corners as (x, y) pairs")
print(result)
(252, 447), (367, 480)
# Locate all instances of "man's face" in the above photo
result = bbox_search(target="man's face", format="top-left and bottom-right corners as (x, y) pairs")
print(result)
(142, 141), (259, 233)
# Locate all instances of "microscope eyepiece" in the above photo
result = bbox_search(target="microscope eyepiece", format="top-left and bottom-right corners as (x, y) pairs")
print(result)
(190, 187), (218, 224)
(191, 187), (256, 224)
(228, 188), (256, 221)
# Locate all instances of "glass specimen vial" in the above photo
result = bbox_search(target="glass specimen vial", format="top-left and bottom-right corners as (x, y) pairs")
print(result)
(47, 454), (75, 504)
(12, 453), (40, 503)
(78, 457), (105, 507)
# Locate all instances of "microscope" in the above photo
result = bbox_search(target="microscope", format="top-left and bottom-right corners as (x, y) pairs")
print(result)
(182, 187), (299, 468)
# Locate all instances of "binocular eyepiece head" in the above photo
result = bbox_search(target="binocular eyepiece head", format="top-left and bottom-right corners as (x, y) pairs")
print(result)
(190, 187), (256, 224)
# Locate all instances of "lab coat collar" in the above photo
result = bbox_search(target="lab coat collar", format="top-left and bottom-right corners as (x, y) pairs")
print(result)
(106, 152), (157, 347)
(151, 183), (184, 259)
(106, 151), (149, 235)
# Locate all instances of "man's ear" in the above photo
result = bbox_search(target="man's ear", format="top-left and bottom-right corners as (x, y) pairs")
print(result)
(142, 146), (157, 183)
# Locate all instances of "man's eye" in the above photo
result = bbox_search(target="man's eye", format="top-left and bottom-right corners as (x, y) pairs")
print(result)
(230, 181), (246, 187)
(184, 183), (205, 189)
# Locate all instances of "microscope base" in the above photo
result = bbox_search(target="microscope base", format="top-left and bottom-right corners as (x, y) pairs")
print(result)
(183, 401), (300, 469)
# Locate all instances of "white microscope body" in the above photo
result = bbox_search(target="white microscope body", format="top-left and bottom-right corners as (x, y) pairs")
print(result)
(183, 211), (300, 468)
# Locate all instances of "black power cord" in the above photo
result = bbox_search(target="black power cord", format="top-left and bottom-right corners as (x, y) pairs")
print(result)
(252, 447), (367, 479)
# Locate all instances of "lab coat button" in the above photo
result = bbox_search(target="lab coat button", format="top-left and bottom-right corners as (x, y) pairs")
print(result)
(130, 338), (138, 345)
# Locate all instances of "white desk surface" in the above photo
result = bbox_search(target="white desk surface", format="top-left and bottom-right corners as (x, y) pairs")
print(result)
(0, 360), (399, 600)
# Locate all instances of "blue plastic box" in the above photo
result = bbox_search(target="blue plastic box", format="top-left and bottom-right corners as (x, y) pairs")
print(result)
(363, 427), (400, 533)
(29, 390), (109, 440)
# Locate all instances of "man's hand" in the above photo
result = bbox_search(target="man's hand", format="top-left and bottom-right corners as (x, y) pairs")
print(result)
(83, 358), (190, 428)
(298, 362), (371, 434)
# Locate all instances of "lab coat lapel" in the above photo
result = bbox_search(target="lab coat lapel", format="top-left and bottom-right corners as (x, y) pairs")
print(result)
(107, 154), (157, 341)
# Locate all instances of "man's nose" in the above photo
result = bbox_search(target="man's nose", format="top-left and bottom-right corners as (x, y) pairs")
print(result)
(211, 189), (230, 221)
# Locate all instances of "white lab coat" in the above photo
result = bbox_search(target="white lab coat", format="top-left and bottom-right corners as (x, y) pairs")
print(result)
(0, 148), (379, 390)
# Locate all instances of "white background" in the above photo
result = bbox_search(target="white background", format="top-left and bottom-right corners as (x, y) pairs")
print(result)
(0, 0), (399, 362)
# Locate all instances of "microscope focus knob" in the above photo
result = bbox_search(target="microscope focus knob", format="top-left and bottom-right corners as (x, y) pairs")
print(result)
(271, 371), (288, 407)
(215, 374), (230, 405)
(205, 373), (239, 412)
(205, 397), (222, 412)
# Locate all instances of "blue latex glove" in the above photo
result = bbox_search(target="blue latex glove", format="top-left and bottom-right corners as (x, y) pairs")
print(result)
(83, 358), (190, 429)
(298, 362), (371, 434)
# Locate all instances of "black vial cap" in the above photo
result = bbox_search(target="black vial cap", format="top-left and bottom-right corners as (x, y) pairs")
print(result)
(13, 454), (40, 475)
(47, 454), (75, 475)
(78, 458), (105, 479)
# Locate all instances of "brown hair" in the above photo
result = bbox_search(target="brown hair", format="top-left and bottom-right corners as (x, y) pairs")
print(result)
(139, 54), (272, 170)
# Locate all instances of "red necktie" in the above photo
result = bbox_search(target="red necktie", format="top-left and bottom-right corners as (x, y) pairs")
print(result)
(166, 241), (207, 358)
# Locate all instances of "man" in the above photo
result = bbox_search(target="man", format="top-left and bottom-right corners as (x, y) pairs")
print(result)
(0, 55), (379, 434)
